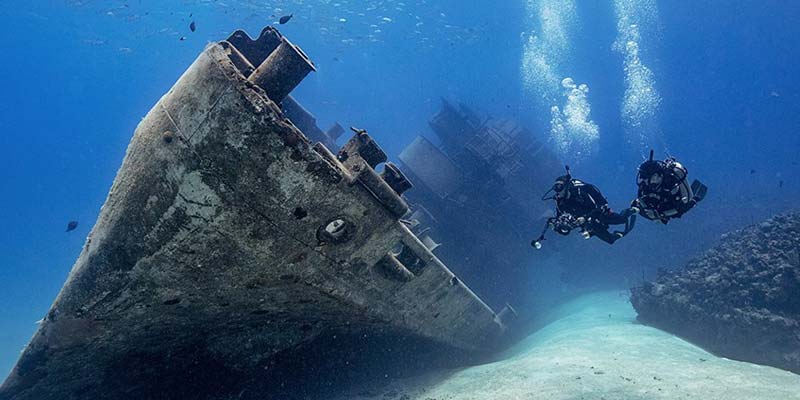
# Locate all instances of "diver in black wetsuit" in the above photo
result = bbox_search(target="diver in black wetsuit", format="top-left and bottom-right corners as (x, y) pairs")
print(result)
(532, 167), (638, 248)
(633, 150), (708, 224)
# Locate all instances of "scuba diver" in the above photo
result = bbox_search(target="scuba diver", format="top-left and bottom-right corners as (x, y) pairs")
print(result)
(532, 167), (638, 249)
(632, 150), (708, 224)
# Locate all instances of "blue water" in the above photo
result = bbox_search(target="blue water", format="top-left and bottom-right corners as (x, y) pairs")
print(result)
(1, 0), (799, 383)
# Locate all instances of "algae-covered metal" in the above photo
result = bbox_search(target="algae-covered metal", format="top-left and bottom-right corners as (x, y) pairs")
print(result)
(0, 27), (504, 400)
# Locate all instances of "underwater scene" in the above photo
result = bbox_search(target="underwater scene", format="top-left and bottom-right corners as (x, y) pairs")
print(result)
(1, 0), (799, 399)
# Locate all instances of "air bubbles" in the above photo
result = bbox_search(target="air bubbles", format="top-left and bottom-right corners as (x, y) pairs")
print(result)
(550, 78), (599, 160)
(522, 1), (598, 161)
(521, 0), (578, 101)
(614, 0), (662, 148)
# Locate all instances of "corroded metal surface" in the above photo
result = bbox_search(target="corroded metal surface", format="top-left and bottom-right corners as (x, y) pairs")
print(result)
(0, 29), (504, 400)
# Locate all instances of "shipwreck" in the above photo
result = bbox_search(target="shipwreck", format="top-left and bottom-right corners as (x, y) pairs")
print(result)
(0, 27), (513, 400)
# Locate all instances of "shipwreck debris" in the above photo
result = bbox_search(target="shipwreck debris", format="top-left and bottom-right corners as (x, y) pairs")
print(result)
(397, 99), (561, 309)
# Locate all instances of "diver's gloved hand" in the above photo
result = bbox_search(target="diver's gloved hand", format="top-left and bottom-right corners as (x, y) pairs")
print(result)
(621, 206), (639, 218)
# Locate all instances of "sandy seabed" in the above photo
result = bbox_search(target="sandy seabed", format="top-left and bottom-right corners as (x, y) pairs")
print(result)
(342, 291), (800, 400)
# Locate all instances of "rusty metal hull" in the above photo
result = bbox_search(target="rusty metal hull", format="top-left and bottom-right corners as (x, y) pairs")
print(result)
(0, 30), (503, 400)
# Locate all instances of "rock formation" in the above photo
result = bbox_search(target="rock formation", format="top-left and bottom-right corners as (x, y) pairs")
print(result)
(631, 212), (800, 373)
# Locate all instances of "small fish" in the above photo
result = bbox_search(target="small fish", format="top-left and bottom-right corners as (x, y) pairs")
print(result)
(189, 21), (196, 32)
(750, 169), (756, 174)
(779, 180), (784, 188)
(179, 36), (186, 41)
(83, 39), (107, 46)
(66, 221), (79, 232)
(279, 14), (293, 25)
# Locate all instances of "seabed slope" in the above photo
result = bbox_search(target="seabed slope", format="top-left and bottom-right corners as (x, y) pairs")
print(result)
(344, 291), (800, 400)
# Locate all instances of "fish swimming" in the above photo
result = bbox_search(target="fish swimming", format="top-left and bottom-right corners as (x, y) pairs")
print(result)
(190, 21), (196, 32)
(66, 221), (78, 232)
(279, 14), (293, 24)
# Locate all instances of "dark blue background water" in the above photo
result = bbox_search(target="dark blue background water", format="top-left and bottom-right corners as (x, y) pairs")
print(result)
(1, 0), (798, 378)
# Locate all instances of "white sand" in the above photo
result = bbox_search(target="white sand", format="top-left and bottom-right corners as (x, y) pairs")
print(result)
(344, 291), (800, 400)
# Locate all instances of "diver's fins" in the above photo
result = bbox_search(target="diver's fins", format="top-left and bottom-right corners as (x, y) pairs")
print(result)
(691, 179), (708, 202)
(690, 179), (701, 193)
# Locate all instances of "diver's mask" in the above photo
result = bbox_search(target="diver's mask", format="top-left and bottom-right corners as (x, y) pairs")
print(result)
(647, 173), (664, 190)
(542, 175), (570, 200)
(553, 181), (568, 198)
(637, 159), (664, 190)
(542, 167), (572, 201)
